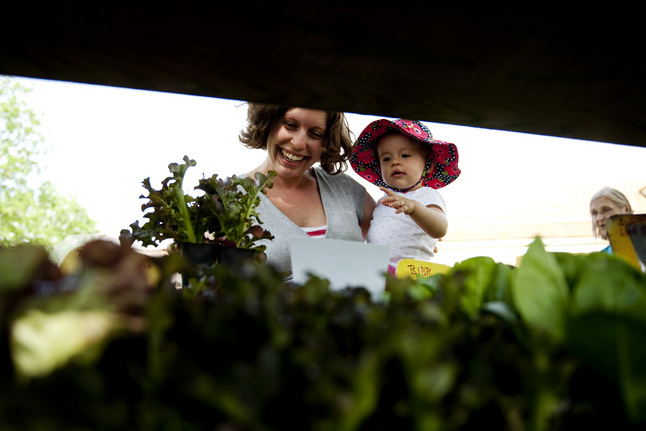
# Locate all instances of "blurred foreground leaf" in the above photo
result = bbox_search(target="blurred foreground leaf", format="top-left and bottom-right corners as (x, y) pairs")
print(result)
(512, 238), (569, 344)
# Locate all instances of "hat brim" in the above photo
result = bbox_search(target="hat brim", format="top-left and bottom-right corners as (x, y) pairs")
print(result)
(350, 119), (461, 190)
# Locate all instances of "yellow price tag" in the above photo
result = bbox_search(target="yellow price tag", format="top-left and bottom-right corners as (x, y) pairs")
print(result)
(396, 258), (451, 279)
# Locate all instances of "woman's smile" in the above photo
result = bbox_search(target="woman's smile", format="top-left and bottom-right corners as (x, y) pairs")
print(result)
(280, 148), (306, 163)
(263, 107), (326, 179)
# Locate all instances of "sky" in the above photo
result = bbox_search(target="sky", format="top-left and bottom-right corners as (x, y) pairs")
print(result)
(10, 76), (646, 263)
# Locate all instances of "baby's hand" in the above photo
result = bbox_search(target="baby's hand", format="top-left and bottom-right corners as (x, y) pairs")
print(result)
(379, 187), (416, 215)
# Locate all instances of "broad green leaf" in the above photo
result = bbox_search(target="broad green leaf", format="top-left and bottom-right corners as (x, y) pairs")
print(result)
(451, 256), (513, 319)
(11, 310), (119, 378)
(0, 245), (50, 291)
(571, 253), (646, 325)
(569, 312), (646, 423)
(482, 301), (520, 328)
(512, 237), (569, 343)
(453, 257), (496, 319)
(552, 251), (589, 289)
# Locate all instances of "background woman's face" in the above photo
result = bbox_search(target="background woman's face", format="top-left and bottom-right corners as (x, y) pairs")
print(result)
(590, 196), (629, 239)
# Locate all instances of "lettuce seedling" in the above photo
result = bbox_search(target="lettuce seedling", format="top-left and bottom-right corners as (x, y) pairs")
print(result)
(127, 156), (274, 251)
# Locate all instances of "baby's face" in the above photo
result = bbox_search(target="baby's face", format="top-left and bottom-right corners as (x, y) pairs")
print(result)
(377, 133), (430, 191)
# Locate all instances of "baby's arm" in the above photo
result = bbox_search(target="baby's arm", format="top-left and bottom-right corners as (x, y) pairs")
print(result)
(379, 187), (448, 238)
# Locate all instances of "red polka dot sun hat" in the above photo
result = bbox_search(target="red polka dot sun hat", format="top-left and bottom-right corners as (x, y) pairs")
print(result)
(350, 119), (461, 191)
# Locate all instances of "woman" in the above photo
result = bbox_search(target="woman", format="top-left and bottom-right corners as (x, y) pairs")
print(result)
(589, 187), (633, 253)
(240, 103), (377, 274)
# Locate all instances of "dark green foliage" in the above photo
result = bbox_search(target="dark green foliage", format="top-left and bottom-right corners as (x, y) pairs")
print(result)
(0, 237), (645, 430)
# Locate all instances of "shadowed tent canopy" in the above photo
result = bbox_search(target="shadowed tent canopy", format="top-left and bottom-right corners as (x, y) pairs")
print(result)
(1, 2), (644, 148)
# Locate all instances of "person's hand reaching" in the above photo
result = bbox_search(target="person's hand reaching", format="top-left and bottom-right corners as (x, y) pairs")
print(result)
(379, 187), (417, 215)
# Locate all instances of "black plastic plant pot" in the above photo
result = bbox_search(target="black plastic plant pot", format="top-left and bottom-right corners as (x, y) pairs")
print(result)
(178, 243), (257, 286)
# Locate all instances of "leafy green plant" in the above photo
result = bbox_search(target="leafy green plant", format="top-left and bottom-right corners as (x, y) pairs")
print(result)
(126, 156), (275, 251)
(1, 237), (645, 430)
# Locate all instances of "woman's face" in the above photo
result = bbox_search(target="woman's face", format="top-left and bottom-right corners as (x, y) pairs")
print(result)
(590, 196), (629, 240)
(265, 108), (327, 180)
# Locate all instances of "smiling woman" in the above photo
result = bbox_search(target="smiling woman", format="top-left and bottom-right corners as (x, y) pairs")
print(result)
(243, 107), (328, 182)
(240, 103), (377, 275)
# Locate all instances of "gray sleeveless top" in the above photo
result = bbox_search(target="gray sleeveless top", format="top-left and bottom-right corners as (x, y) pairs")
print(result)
(249, 167), (367, 275)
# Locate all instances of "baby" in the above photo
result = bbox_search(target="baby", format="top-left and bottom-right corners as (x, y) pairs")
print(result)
(351, 119), (461, 273)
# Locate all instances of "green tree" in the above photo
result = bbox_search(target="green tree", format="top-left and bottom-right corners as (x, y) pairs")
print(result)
(0, 76), (96, 250)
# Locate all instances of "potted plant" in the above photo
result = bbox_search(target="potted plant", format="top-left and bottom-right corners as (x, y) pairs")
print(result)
(125, 156), (275, 278)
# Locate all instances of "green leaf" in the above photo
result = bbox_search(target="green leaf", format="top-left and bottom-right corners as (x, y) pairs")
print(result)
(447, 256), (513, 319)
(336, 353), (381, 431)
(0, 245), (50, 291)
(129, 157), (274, 250)
(195, 170), (275, 249)
(569, 312), (646, 423)
(512, 237), (569, 344)
(567, 252), (646, 422)
(571, 253), (646, 325)
(131, 156), (198, 246)
(552, 251), (589, 289)
(10, 309), (119, 378)
(481, 300), (520, 328)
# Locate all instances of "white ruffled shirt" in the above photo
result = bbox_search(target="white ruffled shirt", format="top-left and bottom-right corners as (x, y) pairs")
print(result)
(366, 187), (446, 266)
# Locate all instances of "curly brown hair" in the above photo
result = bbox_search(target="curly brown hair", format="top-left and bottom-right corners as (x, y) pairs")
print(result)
(238, 102), (353, 175)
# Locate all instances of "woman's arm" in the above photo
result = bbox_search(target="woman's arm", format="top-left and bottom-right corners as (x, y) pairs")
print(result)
(360, 191), (377, 239)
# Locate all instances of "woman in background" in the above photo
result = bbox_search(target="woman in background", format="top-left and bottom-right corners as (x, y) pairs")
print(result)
(589, 187), (633, 253)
